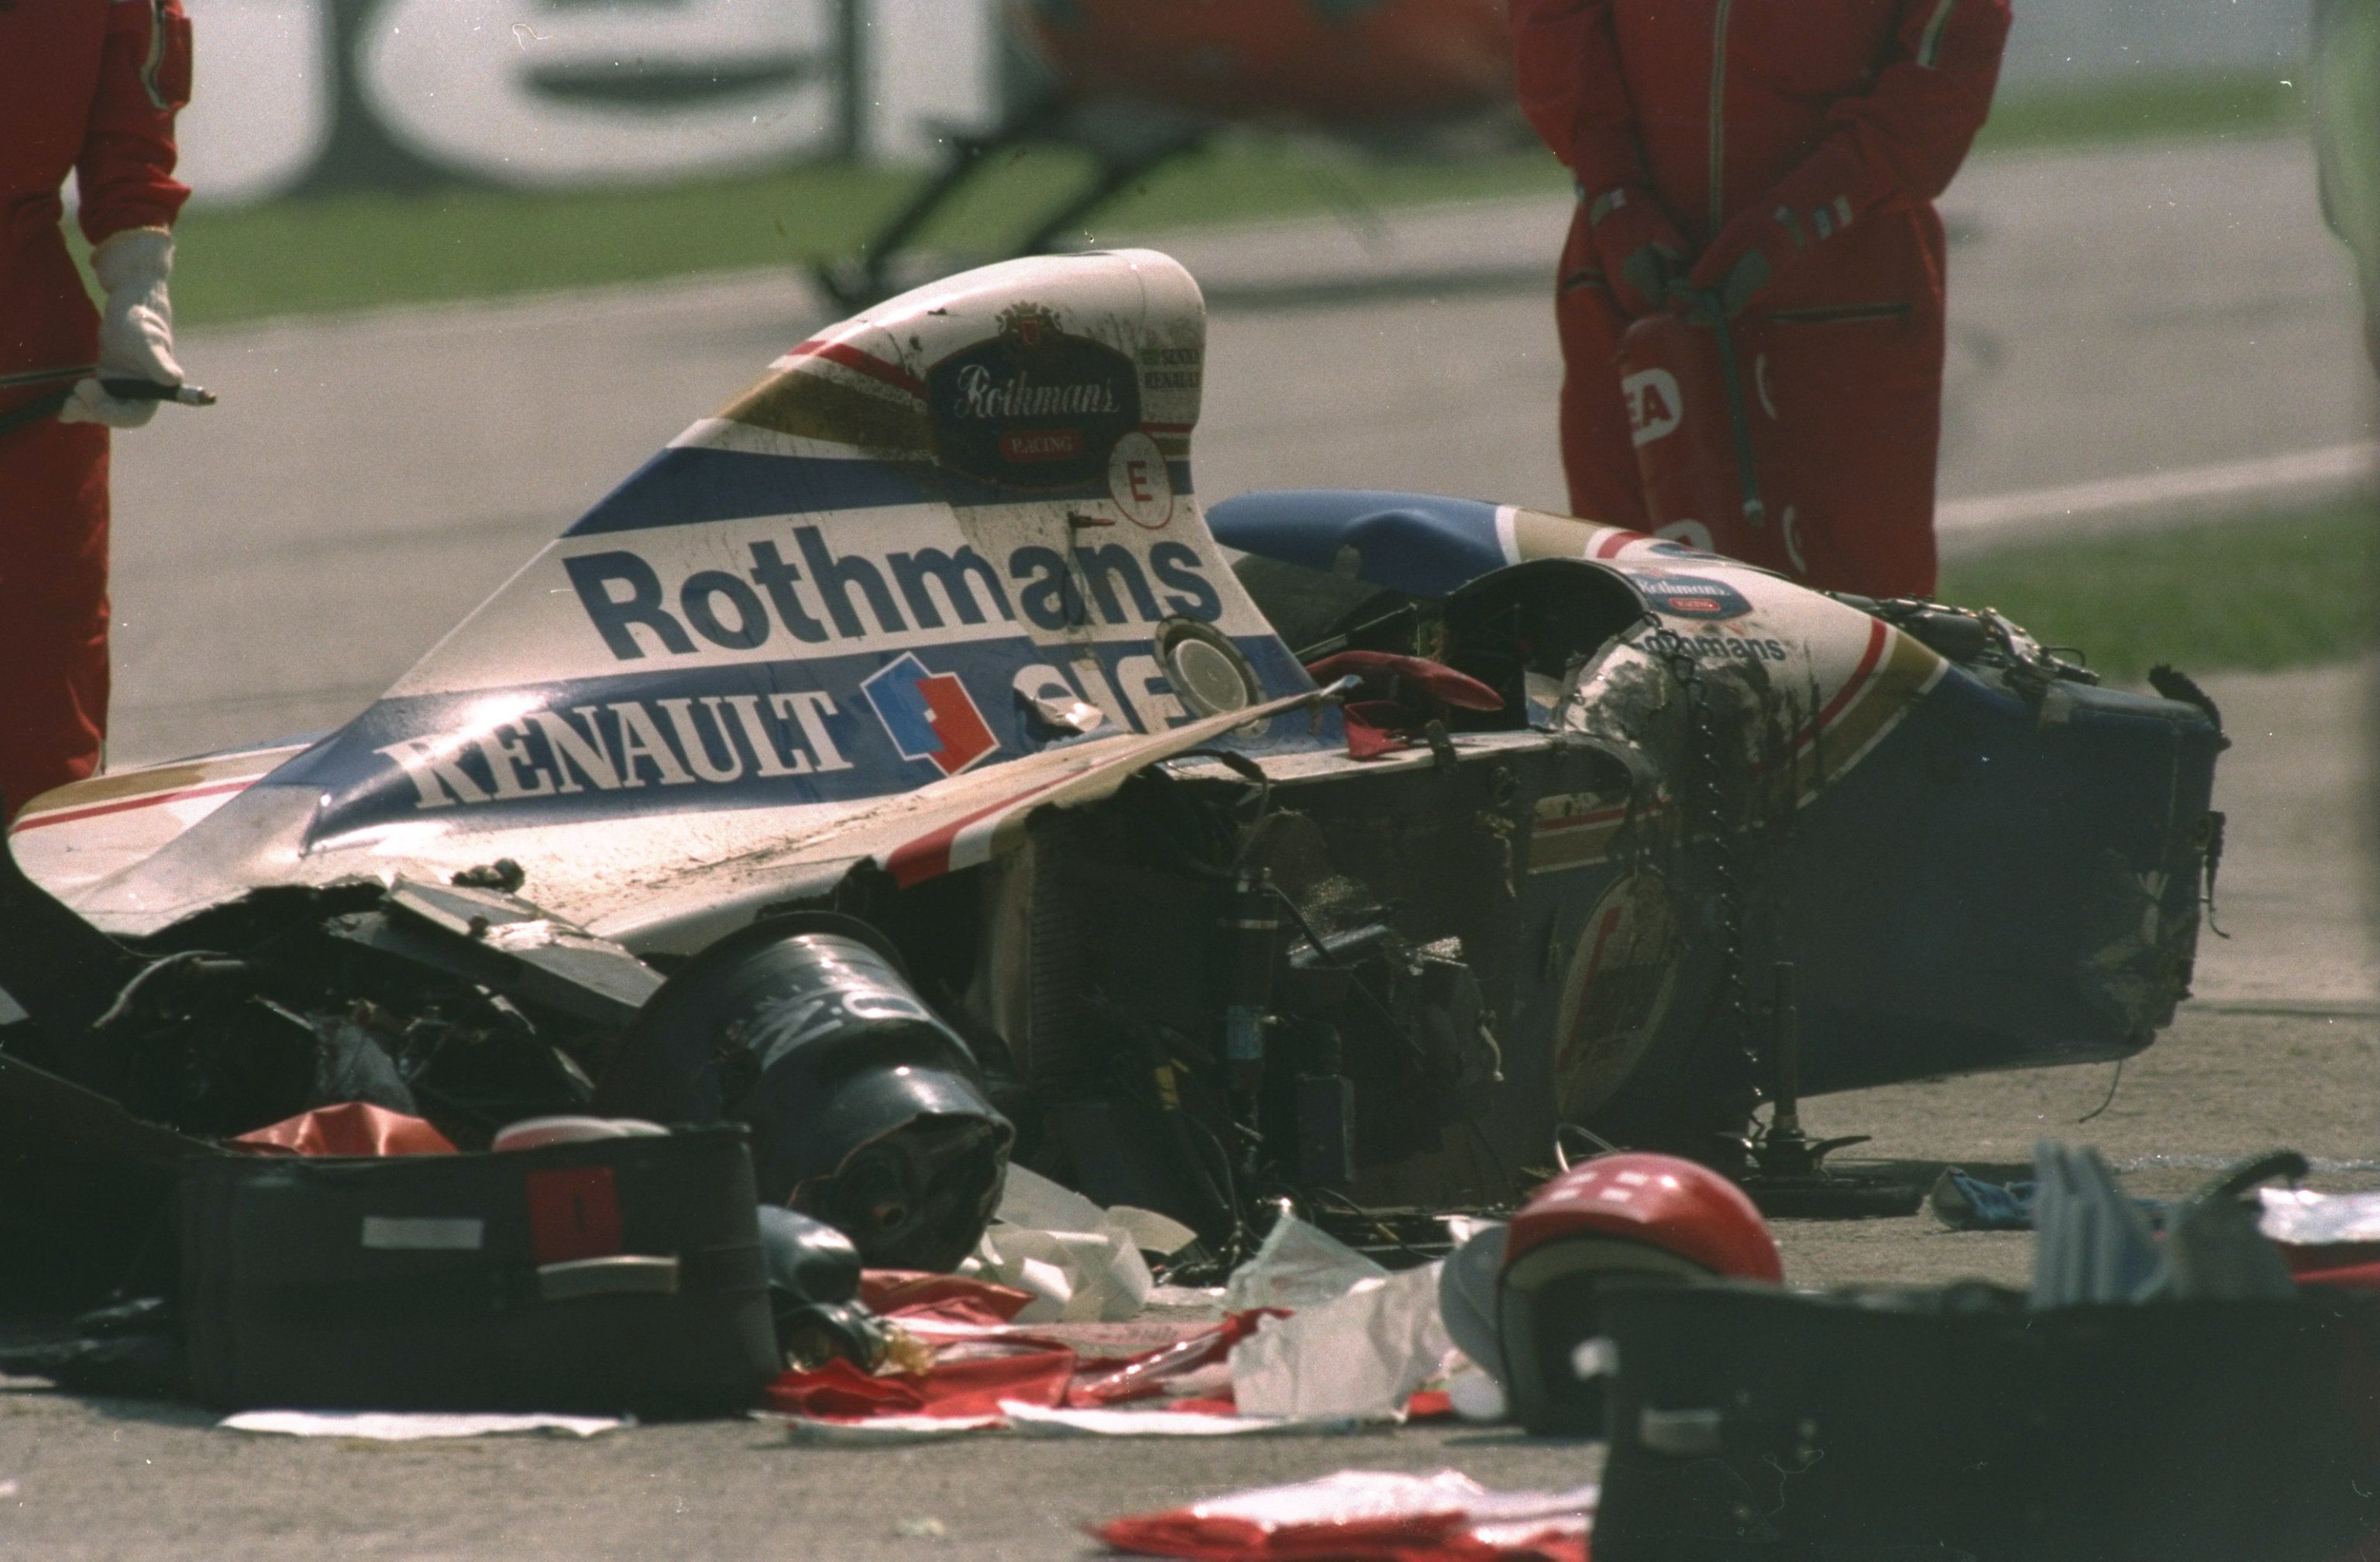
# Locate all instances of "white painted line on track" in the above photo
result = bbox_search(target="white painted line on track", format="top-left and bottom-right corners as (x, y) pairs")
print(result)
(1939, 441), (2378, 552)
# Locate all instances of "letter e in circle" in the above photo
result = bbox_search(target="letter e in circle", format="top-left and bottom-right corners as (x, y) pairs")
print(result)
(1109, 431), (1174, 529)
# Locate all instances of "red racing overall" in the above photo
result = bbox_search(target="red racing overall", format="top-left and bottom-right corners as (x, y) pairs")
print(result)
(1512, 0), (2009, 597)
(1, 0), (191, 819)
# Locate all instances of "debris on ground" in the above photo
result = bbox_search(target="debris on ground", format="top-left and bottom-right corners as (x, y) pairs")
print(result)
(218, 1410), (627, 1440)
(1220, 1216), (1388, 1313)
(2262, 1185), (2380, 1244)
(762, 1306), (1287, 1433)
(1095, 1469), (1594, 1561)
(964, 1165), (1162, 1323)
(1227, 1261), (1452, 1420)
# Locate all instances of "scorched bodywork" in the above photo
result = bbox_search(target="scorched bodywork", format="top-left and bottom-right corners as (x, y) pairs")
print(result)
(0, 250), (2220, 1276)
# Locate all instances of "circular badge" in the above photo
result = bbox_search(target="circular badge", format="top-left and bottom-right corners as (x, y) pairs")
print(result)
(1107, 430), (1175, 529)
(1551, 874), (1682, 1118)
(1155, 618), (1258, 716)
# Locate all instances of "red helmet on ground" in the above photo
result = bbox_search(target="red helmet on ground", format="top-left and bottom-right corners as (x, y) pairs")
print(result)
(1505, 1152), (1784, 1282)
(1495, 1154), (1783, 1433)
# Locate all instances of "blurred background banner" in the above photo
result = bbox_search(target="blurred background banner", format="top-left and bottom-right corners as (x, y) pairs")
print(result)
(177, 0), (1002, 205)
(177, 0), (2314, 208)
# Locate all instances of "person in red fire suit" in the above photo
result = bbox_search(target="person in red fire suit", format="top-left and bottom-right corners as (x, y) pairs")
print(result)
(1512, 0), (2010, 598)
(2, 0), (194, 822)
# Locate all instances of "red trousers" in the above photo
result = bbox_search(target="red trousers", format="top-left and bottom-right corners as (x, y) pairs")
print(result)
(1554, 201), (1947, 600)
(1, 411), (109, 820)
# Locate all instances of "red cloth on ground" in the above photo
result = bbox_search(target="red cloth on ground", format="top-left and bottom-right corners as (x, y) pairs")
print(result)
(762, 1311), (1289, 1423)
(1515, 0), (2010, 597)
(858, 1271), (1037, 1327)
(1065, 1311), (1281, 1407)
(763, 1349), (1079, 1421)
(2, 0), (191, 821)
(227, 1103), (458, 1157)
(1098, 1471), (1589, 1562)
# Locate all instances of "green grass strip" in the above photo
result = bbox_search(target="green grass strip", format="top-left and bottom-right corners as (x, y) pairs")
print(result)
(1937, 499), (2378, 686)
(1970, 67), (2304, 152)
(163, 141), (1567, 328)
(163, 67), (2305, 329)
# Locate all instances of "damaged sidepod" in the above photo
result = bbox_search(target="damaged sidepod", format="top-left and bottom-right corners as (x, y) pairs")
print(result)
(2, 249), (2221, 1290)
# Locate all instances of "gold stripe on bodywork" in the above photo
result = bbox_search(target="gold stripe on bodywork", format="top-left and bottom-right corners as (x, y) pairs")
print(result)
(1509, 508), (1611, 559)
(1798, 628), (1945, 792)
(0, 364), (95, 390)
(1531, 807), (1657, 875)
(12, 748), (289, 821)
(718, 368), (934, 456)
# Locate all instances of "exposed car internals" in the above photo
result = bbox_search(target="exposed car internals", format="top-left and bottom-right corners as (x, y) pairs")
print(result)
(0, 249), (2223, 1280)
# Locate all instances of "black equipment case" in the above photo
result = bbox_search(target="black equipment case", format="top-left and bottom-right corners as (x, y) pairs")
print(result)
(183, 1125), (779, 1415)
(1591, 1278), (2380, 1562)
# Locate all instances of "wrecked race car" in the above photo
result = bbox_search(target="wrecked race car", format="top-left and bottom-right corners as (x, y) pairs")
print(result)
(0, 249), (2224, 1284)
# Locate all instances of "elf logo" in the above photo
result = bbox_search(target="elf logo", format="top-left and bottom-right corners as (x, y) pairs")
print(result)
(862, 653), (999, 776)
(1622, 367), (1682, 448)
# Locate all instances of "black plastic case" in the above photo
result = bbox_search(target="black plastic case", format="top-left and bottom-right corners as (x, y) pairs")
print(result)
(183, 1126), (778, 1415)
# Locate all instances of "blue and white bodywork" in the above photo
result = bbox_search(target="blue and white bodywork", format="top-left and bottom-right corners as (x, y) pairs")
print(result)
(15, 253), (1336, 953)
(2, 250), (2223, 1256)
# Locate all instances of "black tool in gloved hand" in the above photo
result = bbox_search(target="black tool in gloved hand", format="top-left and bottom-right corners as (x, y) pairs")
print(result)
(0, 377), (216, 441)
(0, 388), (71, 440)
(98, 377), (217, 406)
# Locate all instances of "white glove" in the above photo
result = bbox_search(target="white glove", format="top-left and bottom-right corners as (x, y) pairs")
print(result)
(59, 227), (183, 429)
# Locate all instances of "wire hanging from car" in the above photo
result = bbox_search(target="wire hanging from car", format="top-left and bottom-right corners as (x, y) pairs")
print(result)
(1553, 1121), (1619, 1172)
(2076, 1058), (2124, 1124)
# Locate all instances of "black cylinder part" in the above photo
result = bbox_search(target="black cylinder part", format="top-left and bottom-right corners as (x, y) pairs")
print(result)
(597, 916), (1012, 1271)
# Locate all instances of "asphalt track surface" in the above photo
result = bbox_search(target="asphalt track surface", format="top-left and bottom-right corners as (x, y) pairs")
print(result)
(3, 138), (2375, 1559)
(1, 652), (2371, 1560)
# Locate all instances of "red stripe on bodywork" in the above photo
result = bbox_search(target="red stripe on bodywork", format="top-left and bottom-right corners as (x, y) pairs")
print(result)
(787, 338), (927, 399)
(883, 801), (998, 888)
(12, 776), (256, 832)
(882, 766), (1093, 888)
(1814, 618), (1890, 732)
(1593, 529), (1642, 559)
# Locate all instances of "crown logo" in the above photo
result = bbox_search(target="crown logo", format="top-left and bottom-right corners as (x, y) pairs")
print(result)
(997, 301), (1059, 350)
